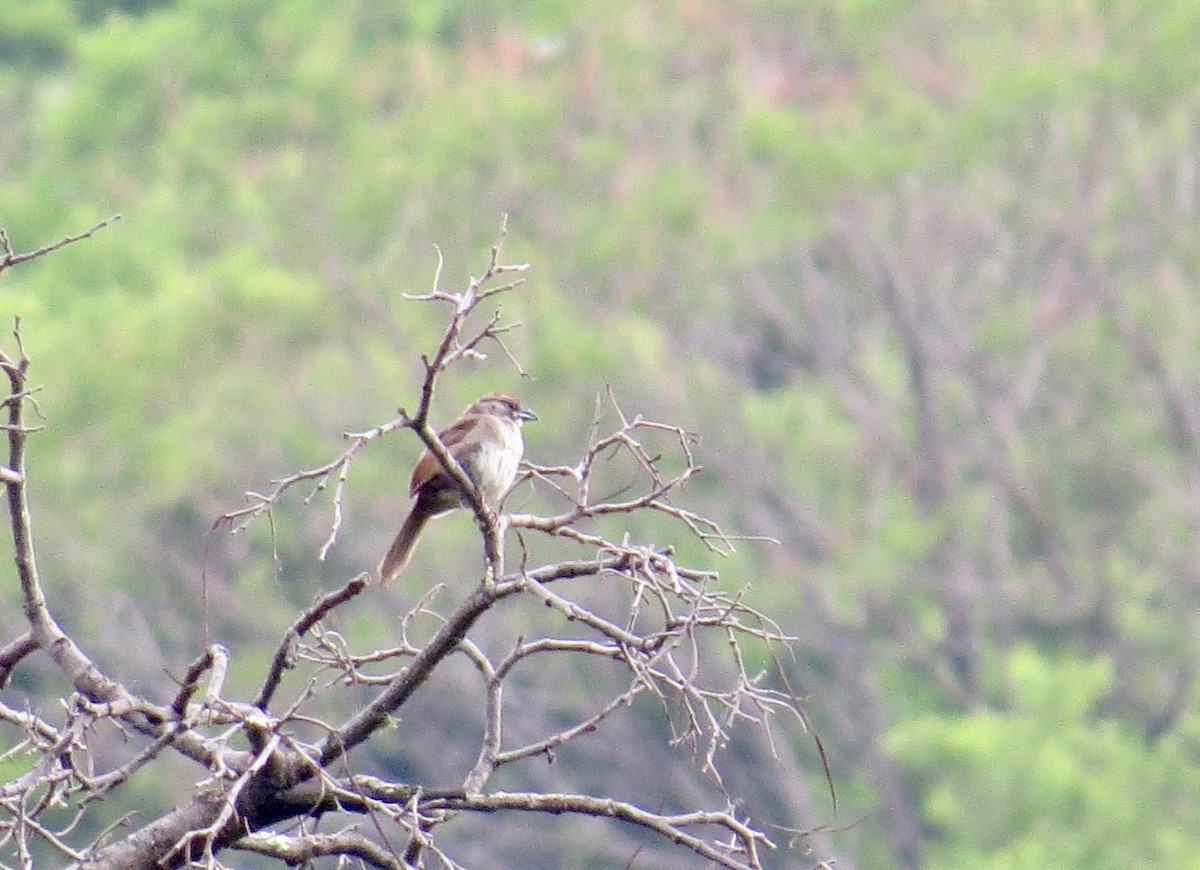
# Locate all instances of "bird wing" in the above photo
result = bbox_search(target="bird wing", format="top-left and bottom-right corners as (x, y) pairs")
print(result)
(408, 415), (477, 497)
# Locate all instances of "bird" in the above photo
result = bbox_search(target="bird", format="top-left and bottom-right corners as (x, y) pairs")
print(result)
(377, 392), (537, 585)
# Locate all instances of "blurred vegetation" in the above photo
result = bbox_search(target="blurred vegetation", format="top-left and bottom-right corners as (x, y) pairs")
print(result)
(2, 0), (1200, 867)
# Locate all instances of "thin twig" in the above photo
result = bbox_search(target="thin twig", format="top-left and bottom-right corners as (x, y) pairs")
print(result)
(0, 215), (122, 273)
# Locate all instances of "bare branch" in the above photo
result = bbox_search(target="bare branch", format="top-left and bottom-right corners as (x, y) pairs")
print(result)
(511, 398), (750, 556)
(0, 631), (36, 688)
(318, 580), (509, 765)
(165, 733), (282, 865)
(217, 218), (530, 571)
(423, 791), (771, 870)
(233, 828), (412, 870)
(4, 229), (815, 870)
(213, 416), (410, 543)
(255, 573), (369, 712)
(0, 216), (122, 274)
(494, 680), (645, 766)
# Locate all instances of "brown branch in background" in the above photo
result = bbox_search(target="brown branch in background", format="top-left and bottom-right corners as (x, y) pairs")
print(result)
(164, 733), (282, 866)
(1104, 286), (1200, 453)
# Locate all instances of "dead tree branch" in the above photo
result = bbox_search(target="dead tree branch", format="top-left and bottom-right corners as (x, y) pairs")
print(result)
(2, 227), (817, 870)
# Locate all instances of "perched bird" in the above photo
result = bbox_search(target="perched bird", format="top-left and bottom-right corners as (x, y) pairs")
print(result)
(377, 393), (536, 584)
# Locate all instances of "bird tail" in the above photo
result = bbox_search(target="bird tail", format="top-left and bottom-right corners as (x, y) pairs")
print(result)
(377, 509), (430, 586)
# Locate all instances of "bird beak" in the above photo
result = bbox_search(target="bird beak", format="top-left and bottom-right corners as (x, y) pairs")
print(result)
(519, 407), (538, 422)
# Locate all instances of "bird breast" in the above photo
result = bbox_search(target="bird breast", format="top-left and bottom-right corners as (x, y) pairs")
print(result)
(460, 419), (523, 506)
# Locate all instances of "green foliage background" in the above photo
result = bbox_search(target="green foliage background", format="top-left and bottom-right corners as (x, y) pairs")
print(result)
(3, 1), (1200, 867)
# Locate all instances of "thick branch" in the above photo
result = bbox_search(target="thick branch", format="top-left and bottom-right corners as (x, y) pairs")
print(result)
(71, 788), (234, 870)
(233, 830), (411, 870)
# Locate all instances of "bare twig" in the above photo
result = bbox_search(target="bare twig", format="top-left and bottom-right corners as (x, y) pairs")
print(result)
(213, 416), (411, 546)
(0, 216), (122, 274)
